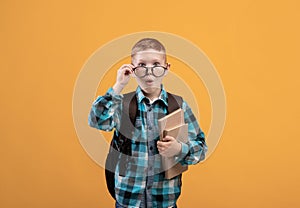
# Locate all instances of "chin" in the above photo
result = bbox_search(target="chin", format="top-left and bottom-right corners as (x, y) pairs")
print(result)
(142, 85), (161, 94)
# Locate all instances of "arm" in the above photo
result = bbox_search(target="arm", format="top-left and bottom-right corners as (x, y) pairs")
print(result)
(157, 101), (207, 164)
(88, 64), (134, 131)
(176, 101), (207, 165)
(88, 87), (123, 131)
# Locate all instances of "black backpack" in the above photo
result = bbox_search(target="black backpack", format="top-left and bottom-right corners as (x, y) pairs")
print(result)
(105, 91), (183, 200)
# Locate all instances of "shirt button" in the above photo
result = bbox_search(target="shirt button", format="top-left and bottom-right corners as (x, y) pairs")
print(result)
(148, 107), (152, 112)
(148, 126), (152, 130)
(150, 146), (153, 150)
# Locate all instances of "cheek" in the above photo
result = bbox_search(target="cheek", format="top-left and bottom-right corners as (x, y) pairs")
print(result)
(154, 77), (164, 84)
(135, 78), (146, 88)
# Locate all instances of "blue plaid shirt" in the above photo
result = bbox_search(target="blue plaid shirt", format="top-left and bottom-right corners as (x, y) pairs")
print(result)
(88, 85), (207, 208)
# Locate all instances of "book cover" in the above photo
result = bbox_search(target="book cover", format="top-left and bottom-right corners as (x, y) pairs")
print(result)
(158, 108), (184, 139)
(163, 123), (188, 143)
(158, 108), (189, 179)
(162, 123), (189, 179)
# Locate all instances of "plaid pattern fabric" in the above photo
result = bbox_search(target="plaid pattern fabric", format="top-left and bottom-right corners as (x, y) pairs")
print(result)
(88, 86), (207, 208)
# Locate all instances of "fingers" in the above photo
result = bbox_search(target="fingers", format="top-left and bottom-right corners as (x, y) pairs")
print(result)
(157, 136), (177, 156)
(157, 139), (171, 151)
(161, 136), (175, 142)
(157, 141), (166, 148)
(116, 64), (134, 87)
(119, 64), (133, 76)
(157, 136), (174, 148)
(157, 143), (169, 156)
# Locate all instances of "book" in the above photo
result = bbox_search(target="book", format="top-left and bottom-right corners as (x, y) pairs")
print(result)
(158, 108), (184, 137)
(163, 123), (188, 143)
(158, 108), (188, 179)
(162, 124), (188, 179)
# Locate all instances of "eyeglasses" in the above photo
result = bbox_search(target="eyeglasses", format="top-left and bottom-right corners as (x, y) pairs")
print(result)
(132, 65), (168, 78)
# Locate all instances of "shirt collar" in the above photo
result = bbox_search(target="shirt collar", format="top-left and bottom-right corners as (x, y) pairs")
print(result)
(136, 84), (168, 106)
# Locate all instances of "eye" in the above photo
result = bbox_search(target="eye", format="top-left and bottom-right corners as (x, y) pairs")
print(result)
(138, 63), (146, 66)
(153, 62), (160, 66)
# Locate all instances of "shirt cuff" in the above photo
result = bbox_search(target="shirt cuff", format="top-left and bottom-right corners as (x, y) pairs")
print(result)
(174, 142), (189, 164)
(107, 87), (124, 99)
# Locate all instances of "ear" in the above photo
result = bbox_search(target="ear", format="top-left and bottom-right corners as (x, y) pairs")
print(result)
(167, 63), (171, 69)
(164, 63), (170, 76)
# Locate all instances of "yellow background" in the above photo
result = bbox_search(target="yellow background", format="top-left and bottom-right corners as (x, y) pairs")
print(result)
(1, 0), (300, 207)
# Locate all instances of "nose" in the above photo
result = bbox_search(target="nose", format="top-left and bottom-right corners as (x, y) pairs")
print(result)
(145, 67), (153, 76)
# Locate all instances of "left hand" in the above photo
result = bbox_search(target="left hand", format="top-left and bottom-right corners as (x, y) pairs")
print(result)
(157, 136), (182, 157)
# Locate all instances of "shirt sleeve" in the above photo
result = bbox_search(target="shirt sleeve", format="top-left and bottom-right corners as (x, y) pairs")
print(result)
(88, 87), (123, 131)
(175, 100), (208, 165)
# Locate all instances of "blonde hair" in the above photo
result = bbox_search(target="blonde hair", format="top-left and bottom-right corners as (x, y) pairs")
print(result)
(131, 38), (166, 60)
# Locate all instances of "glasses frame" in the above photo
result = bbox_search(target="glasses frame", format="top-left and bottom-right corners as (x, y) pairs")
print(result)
(132, 65), (168, 78)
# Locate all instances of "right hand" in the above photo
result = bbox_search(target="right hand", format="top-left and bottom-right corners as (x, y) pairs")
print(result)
(116, 64), (134, 86)
(113, 64), (134, 94)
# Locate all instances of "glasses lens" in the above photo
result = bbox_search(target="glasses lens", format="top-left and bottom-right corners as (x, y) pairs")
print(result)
(134, 66), (147, 77)
(152, 66), (165, 77)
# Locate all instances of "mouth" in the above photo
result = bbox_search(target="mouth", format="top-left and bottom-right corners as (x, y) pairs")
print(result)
(145, 79), (154, 85)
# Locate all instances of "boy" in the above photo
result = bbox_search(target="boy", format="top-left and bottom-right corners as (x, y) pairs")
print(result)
(88, 38), (207, 208)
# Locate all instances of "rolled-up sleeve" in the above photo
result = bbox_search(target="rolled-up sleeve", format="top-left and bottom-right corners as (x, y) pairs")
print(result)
(88, 87), (123, 131)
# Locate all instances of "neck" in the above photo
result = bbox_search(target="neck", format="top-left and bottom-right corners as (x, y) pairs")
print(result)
(142, 88), (161, 101)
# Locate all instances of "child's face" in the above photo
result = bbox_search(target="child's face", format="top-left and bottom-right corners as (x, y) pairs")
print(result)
(131, 49), (169, 96)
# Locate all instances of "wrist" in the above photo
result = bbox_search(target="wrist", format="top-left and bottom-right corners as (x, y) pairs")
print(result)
(113, 82), (125, 94)
(176, 142), (182, 156)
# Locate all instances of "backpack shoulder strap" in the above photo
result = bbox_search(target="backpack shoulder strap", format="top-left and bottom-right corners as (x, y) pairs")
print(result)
(117, 91), (137, 142)
(167, 92), (183, 114)
(123, 91), (137, 125)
